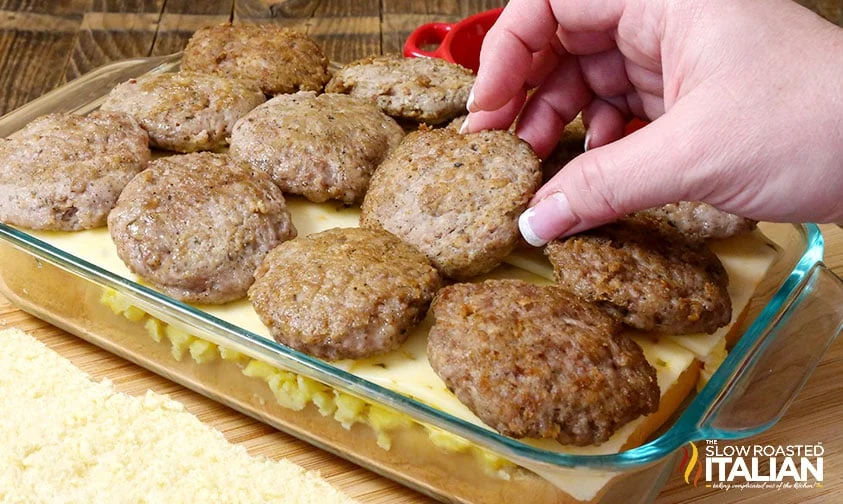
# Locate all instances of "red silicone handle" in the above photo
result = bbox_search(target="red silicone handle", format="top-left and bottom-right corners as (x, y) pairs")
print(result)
(403, 22), (453, 59)
(624, 117), (649, 136)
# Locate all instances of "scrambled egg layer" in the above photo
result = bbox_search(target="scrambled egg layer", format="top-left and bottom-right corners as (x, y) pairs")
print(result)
(101, 289), (516, 476)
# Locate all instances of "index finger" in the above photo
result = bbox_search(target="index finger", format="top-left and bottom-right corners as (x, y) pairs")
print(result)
(472, 0), (628, 113)
(471, 0), (559, 112)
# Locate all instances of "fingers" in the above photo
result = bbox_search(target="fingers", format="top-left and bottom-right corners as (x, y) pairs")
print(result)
(625, 59), (664, 96)
(513, 54), (592, 158)
(577, 49), (632, 97)
(471, 0), (626, 113)
(470, 0), (559, 112)
(576, 49), (670, 122)
(582, 98), (626, 150)
(557, 29), (615, 55)
(520, 103), (708, 246)
(460, 87), (528, 133)
(466, 36), (564, 134)
(525, 34), (565, 87)
(548, 0), (625, 32)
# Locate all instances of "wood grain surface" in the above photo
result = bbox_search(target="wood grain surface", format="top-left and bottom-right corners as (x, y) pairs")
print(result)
(0, 1), (841, 503)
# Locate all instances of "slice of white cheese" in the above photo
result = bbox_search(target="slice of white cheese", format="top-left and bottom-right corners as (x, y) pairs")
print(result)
(285, 197), (361, 236)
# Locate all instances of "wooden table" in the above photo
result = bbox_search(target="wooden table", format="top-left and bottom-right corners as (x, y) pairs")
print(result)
(1, 1), (841, 502)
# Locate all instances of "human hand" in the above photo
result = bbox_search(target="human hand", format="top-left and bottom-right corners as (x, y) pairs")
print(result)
(464, 0), (843, 246)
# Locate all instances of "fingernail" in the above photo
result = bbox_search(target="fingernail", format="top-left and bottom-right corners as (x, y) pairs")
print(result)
(466, 88), (478, 113)
(584, 129), (592, 152)
(519, 208), (545, 246)
(458, 115), (470, 134)
(518, 192), (579, 247)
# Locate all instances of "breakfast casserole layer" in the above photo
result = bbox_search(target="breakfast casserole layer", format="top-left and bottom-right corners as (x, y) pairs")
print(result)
(19, 196), (778, 501)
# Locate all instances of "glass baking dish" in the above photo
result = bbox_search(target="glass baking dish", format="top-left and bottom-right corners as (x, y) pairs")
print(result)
(1, 53), (842, 504)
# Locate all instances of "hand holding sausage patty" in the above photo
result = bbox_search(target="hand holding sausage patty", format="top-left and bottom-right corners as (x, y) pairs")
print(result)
(464, 0), (843, 245)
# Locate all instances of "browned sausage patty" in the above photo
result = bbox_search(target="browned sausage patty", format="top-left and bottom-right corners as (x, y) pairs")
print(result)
(249, 227), (441, 360)
(446, 114), (513, 133)
(108, 152), (296, 304)
(451, 113), (586, 183)
(0, 112), (150, 231)
(326, 54), (474, 124)
(449, 111), (583, 187)
(637, 201), (757, 241)
(428, 279), (659, 446)
(101, 72), (265, 152)
(360, 128), (541, 280)
(182, 23), (330, 95)
(545, 216), (731, 334)
(230, 91), (405, 204)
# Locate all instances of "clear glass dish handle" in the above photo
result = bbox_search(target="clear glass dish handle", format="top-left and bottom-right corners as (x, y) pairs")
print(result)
(0, 53), (181, 137)
(699, 263), (843, 438)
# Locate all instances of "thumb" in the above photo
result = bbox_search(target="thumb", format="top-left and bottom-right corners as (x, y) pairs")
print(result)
(519, 104), (712, 246)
